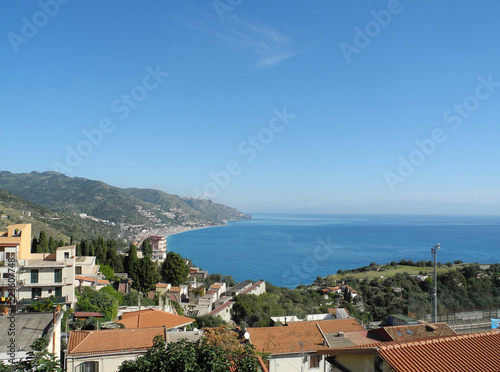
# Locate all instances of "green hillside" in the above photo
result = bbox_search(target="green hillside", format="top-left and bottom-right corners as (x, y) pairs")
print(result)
(0, 171), (250, 240)
(0, 189), (120, 241)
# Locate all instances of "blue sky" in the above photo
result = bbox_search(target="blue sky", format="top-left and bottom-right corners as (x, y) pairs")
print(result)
(2, 1), (500, 214)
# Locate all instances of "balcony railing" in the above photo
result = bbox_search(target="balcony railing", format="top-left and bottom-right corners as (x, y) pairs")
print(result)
(24, 276), (71, 287)
(19, 296), (68, 305)
(0, 279), (24, 287)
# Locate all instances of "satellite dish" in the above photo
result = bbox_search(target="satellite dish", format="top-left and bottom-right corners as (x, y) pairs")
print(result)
(244, 332), (250, 340)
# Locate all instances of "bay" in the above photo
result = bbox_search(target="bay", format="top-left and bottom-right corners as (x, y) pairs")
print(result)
(166, 214), (500, 288)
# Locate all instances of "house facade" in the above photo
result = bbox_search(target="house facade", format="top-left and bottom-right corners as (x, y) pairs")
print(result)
(148, 235), (167, 260)
(66, 327), (203, 372)
(248, 319), (366, 372)
(0, 224), (76, 310)
(17, 246), (76, 310)
(319, 330), (500, 372)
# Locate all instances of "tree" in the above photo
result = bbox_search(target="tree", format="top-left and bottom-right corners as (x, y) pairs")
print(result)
(135, 257), (160, 293)
(48, 236), (56, 253)
(118, 333), (262, 372)
(76, 287), (118, 321)
(31, 237), (38, 253)
(106, 244), (123, 273)
(100, 265), (115, 281)
(38, 231), (48, 253)
(95, 236), (106, 264)
(15, 337), (62, 372)
(141, 238), (153, 257)
(195, 314), (228, 328)
(124, 244), (139, 283)
(160, 252), (189, 286)
(80, 239), (89, 256)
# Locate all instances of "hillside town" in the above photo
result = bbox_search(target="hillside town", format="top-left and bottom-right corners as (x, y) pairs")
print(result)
(0, 222), (499, 371)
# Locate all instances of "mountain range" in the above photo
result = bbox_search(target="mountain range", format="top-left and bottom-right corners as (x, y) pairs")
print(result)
(0, 171), (250, 241)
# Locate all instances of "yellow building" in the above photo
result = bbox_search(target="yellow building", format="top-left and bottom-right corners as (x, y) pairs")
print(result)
(0, 223), (32, 260)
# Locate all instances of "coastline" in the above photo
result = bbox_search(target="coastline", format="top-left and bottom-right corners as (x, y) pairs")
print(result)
(156, 213), (500, 288)
(165, 216), (250, 241)
(164, 223), (225, 239)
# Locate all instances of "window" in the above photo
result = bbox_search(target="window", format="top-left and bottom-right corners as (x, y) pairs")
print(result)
(76, 266), (82, 275)
(64, 252), (69, 258)
(55, 287), (62, 297)
(6, 252), (15, 260)
(309, 354), (320, 368)
(2, 273), (8, 279)
(31, 288), (42, 299)
(78, 361), (98, 372)
(31, 269), (39, 284)
(54, 269), (62, 283)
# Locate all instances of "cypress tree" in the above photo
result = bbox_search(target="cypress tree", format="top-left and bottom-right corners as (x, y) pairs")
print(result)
(38, 231), (49, 253)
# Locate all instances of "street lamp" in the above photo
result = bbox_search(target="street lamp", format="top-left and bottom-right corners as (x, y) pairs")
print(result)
(431, 243), (440, 323)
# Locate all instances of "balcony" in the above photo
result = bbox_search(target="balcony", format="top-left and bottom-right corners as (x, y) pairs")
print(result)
(0, 279), (24, 287)
(20, 258), (74, 268)
(24, 277), (71, 287)
(19, 296), (68, 305)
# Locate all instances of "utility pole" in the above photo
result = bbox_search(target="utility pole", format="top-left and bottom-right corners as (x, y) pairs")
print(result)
(431, 243), (440, 323)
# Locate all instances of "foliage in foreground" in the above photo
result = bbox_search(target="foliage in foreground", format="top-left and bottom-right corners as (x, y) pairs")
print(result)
(14, 337), (62, 372)
(119, 328), (263, 372)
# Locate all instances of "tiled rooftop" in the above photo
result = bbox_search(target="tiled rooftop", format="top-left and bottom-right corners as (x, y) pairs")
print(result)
(248, 319), (364, 355)
(67, 328), (204, 356)
(118, 308), (194, 329)
(248, 323), (330, 354)
(378, 330), (500, 372)
(67, 327), (164, 356)
(75, 275), (109, 285)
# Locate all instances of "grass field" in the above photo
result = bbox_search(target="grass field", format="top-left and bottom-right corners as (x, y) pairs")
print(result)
(329, 263), (476, 281)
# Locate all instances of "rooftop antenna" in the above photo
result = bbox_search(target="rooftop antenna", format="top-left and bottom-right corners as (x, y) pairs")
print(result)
(431, 243), (440, 323)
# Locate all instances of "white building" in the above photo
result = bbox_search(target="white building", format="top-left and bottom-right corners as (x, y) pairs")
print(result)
(18, 245), (76, 311)
(148, 235), (167, 261)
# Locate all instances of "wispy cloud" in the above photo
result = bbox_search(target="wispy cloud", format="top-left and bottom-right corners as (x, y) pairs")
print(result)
(215, 15), (301, 67)
(162, 4), (302, 68)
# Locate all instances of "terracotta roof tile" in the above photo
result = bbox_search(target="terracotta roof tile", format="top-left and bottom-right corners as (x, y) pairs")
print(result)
(118, 309), (194, 329)
(67, 328), (164, 356)
(75, 275), (109, 285)
(248, 319), (364, 355)
(248, 323), (330, 355)
(73, 312), (104, 319)
(378, 330), (500, 372)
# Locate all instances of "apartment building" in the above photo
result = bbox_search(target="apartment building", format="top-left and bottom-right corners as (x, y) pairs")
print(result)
(0, 223), (76, 311)
(148, 235), (167, 260)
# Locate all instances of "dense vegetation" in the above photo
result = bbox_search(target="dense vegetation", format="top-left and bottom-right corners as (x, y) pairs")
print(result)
(231, 283), (326, 327)
(119, 328), (263, 372)
(0, 188), (117, 241)
(323, 263), (500, 322)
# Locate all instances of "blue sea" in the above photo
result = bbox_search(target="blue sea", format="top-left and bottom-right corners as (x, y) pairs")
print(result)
(167, 214), (500, 288)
